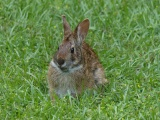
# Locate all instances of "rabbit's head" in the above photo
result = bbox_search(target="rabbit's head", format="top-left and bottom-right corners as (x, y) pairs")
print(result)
(53, 16), (89, 73)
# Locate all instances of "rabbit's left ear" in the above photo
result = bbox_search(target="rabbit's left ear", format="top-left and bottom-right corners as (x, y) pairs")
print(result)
(74, 19), (89, 45)
(62, 15), (71, 38)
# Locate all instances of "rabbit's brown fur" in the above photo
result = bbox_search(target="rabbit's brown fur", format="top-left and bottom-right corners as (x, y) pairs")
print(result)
(48, 16), (108, 101)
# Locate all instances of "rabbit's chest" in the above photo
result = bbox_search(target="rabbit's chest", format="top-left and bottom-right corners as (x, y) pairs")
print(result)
(54, 75), (77, 98)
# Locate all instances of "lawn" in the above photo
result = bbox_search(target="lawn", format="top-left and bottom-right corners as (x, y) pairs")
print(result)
(0, 0), (160, 119)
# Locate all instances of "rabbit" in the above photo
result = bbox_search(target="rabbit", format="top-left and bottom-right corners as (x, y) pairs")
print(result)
(47, 15), (109, 102)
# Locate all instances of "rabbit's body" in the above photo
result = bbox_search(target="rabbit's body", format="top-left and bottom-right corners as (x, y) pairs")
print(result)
(48, 16), (108, 101)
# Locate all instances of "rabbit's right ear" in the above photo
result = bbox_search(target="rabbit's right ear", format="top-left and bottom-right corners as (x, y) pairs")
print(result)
(62, 15), (71, 38)
(74, 19), (90, 45)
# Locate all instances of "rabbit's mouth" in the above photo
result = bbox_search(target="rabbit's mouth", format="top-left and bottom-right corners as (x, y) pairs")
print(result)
(51, 60), (68, 72)
(59, 67), (69, 72)
(51, 60), (82, 73)
(60, 65), (83, 73)
(59, 63), (83, 73)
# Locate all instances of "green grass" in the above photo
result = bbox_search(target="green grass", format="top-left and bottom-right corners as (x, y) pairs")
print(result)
(0, 0), (160, 119)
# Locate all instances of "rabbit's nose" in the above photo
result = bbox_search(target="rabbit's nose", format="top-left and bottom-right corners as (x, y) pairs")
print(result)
(57, 58), (65, 66)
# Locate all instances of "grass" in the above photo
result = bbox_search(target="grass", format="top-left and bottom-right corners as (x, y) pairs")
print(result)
(0, 0), (160, 119)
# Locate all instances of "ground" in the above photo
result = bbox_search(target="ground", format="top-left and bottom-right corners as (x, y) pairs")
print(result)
(0, 0), (160, 119)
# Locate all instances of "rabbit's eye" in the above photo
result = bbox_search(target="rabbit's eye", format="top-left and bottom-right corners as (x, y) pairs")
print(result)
(70, 47), (74, 53)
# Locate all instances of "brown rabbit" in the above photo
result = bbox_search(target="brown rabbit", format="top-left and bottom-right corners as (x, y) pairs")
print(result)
(47, 16), (108, 101)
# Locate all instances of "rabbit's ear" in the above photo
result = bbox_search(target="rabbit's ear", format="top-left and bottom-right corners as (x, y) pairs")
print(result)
(74, 19), (89, 45)
(62, 15), (71, 38)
